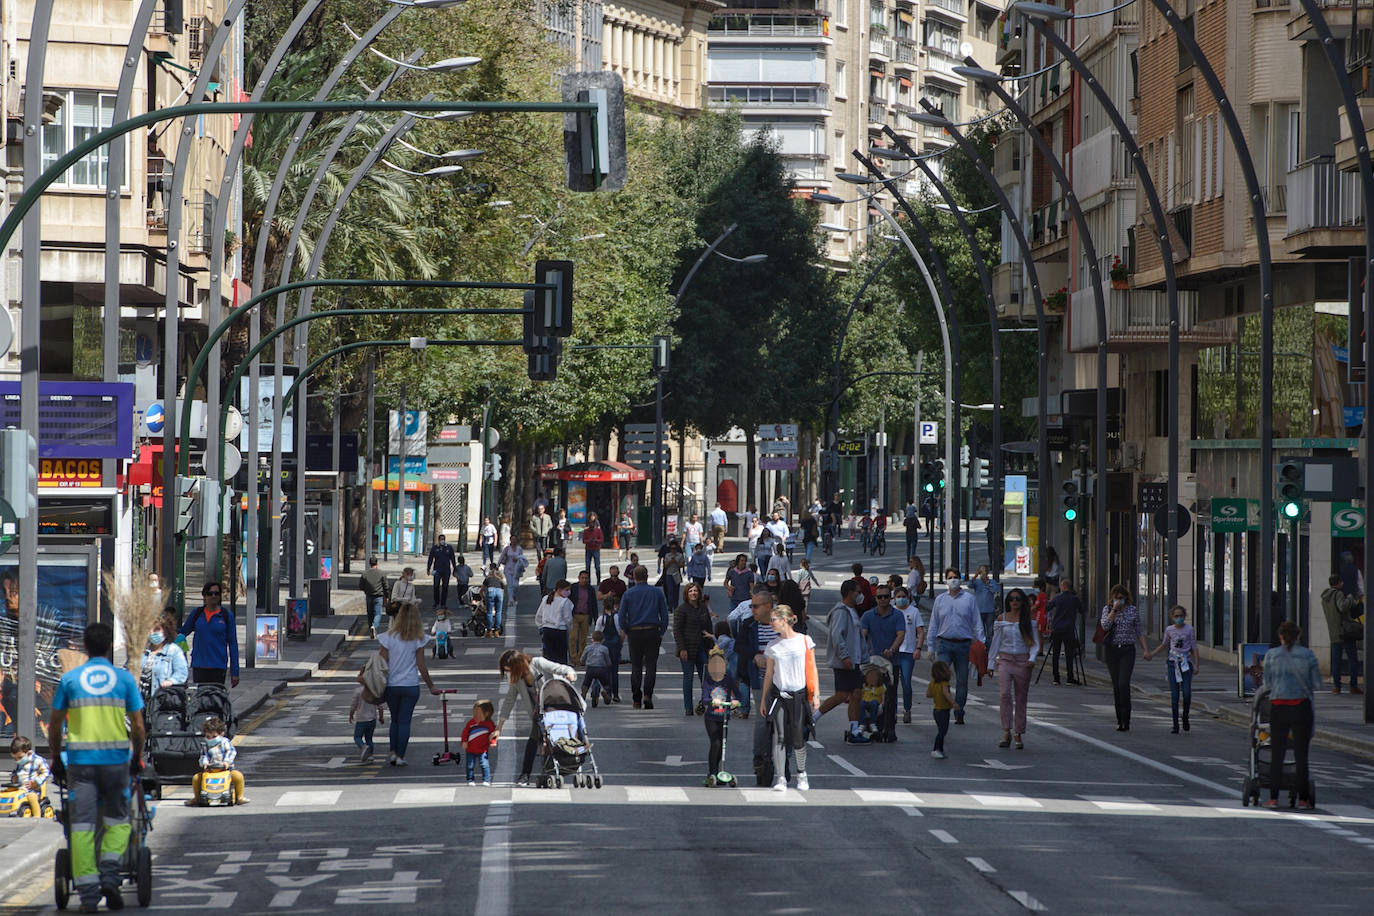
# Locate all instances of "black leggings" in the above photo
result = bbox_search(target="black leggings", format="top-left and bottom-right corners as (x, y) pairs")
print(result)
(1104, 643), (1136, 726)
(705, 716), (725, 776)
(520, 727), (541, 779)
(1269, 700), (1314, 801)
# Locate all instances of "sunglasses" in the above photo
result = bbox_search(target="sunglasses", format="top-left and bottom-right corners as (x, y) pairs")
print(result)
(205, 590), (221, 597)
(875, 594), (891, 600)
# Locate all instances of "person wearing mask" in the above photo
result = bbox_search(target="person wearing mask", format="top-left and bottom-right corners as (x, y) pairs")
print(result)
(426, 534), (457, 610)
(1320, 573), (1363, 695)
(925, 568), (983, 725)
(735, 587), (779, 776)
(767, 543), (791, 583)
(673, 582), (715, 716)
(1144, 605), (1200, 733)
(479, 516), (498, 566)
(891, 586), (924, 723)
(617, 566), (670, 709)
(814, 580), (868, 745)
(709, 503), (728, 552)
(1100, 585), (1149, 731)
(390, 568), (420, 621)
(567, 570), (599, 662)
(970, 565), (1002, 639)
(178, 582), (240, 687)
(360, 556), (389, 637)
(140, 614), (189, 698)
(1045, 579), (1084, 686)
(535, 581), (573, 664)
(1261, 621), (1322, 809)
(988, 588), (1040, 749)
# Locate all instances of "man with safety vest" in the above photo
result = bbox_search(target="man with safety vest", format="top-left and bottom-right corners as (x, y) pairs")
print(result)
(48, 622), (146, 913)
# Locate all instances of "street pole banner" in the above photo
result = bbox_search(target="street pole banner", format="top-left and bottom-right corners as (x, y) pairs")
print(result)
(240, 372), (295, 453)
(758, 424), (799, 440)
(389, 410), (428, 456)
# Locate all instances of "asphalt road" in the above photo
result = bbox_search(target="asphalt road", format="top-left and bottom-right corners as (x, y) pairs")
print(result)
(6, 538), (1374, 914)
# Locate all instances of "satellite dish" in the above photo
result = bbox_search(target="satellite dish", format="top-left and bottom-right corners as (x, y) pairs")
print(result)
(960, 42), (973, 59)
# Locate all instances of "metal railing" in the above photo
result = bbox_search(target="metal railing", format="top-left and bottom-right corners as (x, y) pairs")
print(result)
(870, 35), (894, 58)
(925, 0), (967, 17)
(1286, 155), (1365, 234)
(894, 36), (918, 65)
(924, 44), (966, 80)
(1032, 199), (1066, 246)
(709, 9), (831, 37)
(707, 84), (830, 108)
(869, 99), (889, 123)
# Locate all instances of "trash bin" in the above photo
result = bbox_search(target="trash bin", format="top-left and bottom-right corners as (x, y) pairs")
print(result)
(308, 578), (331, 618)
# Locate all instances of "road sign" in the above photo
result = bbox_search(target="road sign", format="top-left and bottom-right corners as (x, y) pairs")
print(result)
(144, 401), (165, 435)
(758, 423), (798, 441)
(389, 410), (428, 455)
(224, 406), (243, 442)
(1210, 497), (1250, 534)
(836, 437), (866, 457)
(387, 455), (428, 476)
(221, 443), (242, 479)
(1045, 426), (1070, 451)
(760, 440), (798, 456)
(427, 445), (472, 465)
(760, 456), (798, 471)
(1153, 504), (1191, 538)
(438, 424), (472, 442)
(625, 423), (659, 436)
(1138, 482), (1167, 514)
(919, 421), (938, 445)
(1331, 502), (1366, 537)
(431, 467), (472, 484)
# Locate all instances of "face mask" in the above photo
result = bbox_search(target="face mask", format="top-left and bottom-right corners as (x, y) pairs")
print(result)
(894, 598), (910, 609)
(768, 575), (779, 585)
(149, 631), (164, 646)
(947, 579), (959, 592)
(1173, 616), (1185, 625)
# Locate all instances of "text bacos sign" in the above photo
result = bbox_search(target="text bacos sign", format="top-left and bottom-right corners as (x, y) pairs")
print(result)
(39, 458), (103, 488)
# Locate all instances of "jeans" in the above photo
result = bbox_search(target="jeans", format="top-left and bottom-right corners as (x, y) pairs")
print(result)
(895, 651), (916, 711)
(466, 751), (490, 783)
(738, 678), (752, 715)
(996, 652), (1031, 734)
(627, 628), (662, 703)
(431, 573), (450, 608)
(504, 579), (519, 616)
(934, 637), (972, 715)
(353, 720), (376, 750)
(1104, 643), (1137, 726)
(680, 648), (706, 712)
(662, 578), (680, 610)
(906, 534), (919, 559)
(67, 763), (130, 902)
(620, 529), (635, 554)
(1332, 637), (1361, 689)
(384, 684), (421, 758)
(860, 699), (880, 729)
(804, 540), (815, 562)
(1269, 699), (1314, 801)
(585, 549), (601, 582)
(485, 587), (504, 632)
(371, 596), (386, 633)
(604, 643), (622, 697)
(482, 543), (495, 566)
(932, 708), (950, 751)
(1048, 630), (1078, 682)
(1167, 660), (1193, 726)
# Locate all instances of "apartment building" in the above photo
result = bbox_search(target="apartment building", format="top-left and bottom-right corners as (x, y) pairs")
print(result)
(706, 1), (1004, 264)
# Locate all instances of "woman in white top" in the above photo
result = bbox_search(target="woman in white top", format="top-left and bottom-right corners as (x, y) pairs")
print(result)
(493, 650), (576, 785)
(760, 604), (819, 792)
(747, 517), (764, 555)
(767, 543), (792, 582)
(535, 580), (574, 665)
(987, 587), (1040, 750)
(376, 604), (439, 766)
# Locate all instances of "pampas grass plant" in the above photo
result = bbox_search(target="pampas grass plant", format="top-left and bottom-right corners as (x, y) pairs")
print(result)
(102, 571), (165, 683)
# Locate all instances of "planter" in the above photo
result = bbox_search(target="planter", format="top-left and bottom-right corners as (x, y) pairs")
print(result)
(1111, 279), (1128, 290)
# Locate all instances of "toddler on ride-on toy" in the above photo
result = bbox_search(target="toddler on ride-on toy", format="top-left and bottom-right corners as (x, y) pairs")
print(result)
(2, 736), (54, 818)
(186, 717), (248, 807)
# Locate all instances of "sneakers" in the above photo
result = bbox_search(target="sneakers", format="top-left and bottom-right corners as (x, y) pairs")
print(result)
(360, 746), (374, 764)
(771, 777), (787, 793)
(633, 701), (642, 709)
(685, 709), (695, 717)
(467, 779), (475, 786)
(695, 701), (705, 716)
(643, 700), (654, 710)
(1014, 734), (1024, 750)
(388, 752), (398, 766)
(1262, 799), (1279, 809)
(236, 797), (250, 806)
(998, 730), (1011, 748)
(396, 757), (408, 767)
(844, 731), (871, 745)
(483, 781), (491, 787)
(796, 773), (809, 791)
(931, 750), (946, 759)
(902, 711), (912, 724)
(103, 885), (124, 911)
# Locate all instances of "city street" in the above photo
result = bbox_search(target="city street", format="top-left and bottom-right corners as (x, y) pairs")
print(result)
(4, 539), (1374, 914)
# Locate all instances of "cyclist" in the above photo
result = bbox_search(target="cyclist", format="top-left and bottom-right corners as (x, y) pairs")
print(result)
(872, 511), (888, 556)
(858, 512), (874, 555)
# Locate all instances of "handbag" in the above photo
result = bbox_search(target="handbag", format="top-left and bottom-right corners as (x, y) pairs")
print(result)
(1092, 620), (1110, 644)
(358, 651), (389, 704)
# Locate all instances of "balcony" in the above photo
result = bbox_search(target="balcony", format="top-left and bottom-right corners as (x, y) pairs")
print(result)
(994, 134), (1022, 189)
(781, 152), (831, 184)
(869, 99), (890, 127)
(1069, 287), (1232, 352)
(707, 83), (831, 113)
(1032, 60), (1070, 115)
(998, 22), (1023, 72)
(1031, 198), (1068, 248)
(1285, 155), (1365, 255)
(894, 36), (918, 67)
(925, 0), (969, 21)
(1071, 129), (1135, 204)
(869, 32), (894, 62)
(709, 9), (832, 40)
(1286, 0), (1373, 42)
(923, 45), (967, 84)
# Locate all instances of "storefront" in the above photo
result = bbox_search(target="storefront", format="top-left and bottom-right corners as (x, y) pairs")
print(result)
(538, 461), (649, 545)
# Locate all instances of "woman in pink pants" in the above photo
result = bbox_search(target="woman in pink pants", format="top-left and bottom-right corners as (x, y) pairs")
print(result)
(988, 588), (1040, 750)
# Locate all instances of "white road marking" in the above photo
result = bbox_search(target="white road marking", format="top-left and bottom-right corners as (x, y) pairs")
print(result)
(853, 788), (924, 805)
(1030, 715), (1236, 795)
(966, 856), (996, 873)
(1080, 795), (1161, 812)
(275, 790), (341, 807)
(1008, 890), (1048, 911)
(740, 788), (806, 803)
(929, 829), (958, 844)
(968, 793), (1043, 809)
(512, 788), (572, 802)
(395, 788), (455, 805)
(475, 800), (513, 916)
(625, 786), (690, 803)
(1324, 804), (1374, 819)
(899, 805), (923, 817)
(829, 755), (868, 778)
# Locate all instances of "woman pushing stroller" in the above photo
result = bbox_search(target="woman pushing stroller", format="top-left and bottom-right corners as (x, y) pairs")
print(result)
(493, 650), (576, 786)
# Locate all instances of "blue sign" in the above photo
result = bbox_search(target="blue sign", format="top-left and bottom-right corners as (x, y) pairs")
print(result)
(0, 381), (137, 459)
(144, 402), (164, 434)
(386, 455), (427, 476)
(403, 410), (421, 435)
(1332, 344), (1349, 363)
(1344, 406), (1365, 428)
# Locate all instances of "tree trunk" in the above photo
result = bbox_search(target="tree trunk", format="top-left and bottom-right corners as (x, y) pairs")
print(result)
(745, 426), (757, 519)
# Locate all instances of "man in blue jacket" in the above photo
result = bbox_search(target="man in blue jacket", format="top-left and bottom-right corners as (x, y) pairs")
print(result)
(616, 566), (669, 709)
(426, 534), (458, 609)
(178, 581), (240, 687)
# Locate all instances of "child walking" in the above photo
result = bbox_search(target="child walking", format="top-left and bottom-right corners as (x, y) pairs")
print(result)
(702, 648), (741, 786)
(349, 676), (386, 763)
(927, 660), (960, 759)
(592, 596), (623, 703)
(580, 631), (614, 708)
(187, 717), (248, 805)
(462, 700), (496, 786)
(7, 735), (52, 818)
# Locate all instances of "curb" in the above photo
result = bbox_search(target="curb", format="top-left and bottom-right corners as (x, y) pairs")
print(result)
(0, 821), (64, 904)
(1081, 671), (1374, 761)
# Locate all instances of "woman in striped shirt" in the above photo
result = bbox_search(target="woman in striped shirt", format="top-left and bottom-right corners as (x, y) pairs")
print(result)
(1100, 585), (1149, 732)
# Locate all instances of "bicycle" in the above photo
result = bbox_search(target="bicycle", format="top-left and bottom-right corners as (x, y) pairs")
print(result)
(822, 525), (834, 556)
(872, 527), (887, 556)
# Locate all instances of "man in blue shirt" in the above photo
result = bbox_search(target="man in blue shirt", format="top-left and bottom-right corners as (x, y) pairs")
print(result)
(709, 503), (728, 551)
(926, 567), (984, 723)
(426, 534), (457, 609)
(616, 566), (669, 709)
(48, 622), (145, 913)
(861, 586), (906, 663)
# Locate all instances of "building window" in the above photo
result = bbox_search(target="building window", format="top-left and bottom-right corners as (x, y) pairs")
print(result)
(40, 90), (122, 188)
(977, 12), (996, 43)
(835, 60), (847, 99)
(870, 1), (885, 29)
(836, 0), (848, 27)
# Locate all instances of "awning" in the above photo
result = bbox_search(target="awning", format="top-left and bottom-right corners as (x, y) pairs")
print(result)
(371, 477), (433, 492)
(539, 460), (649, 483)
(899, 76), (913, 88)
(870, 68), (885, 78)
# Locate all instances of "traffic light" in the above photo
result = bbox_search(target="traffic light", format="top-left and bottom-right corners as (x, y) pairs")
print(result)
(534, 259), (574, 338)
(487, 453), (503, 482)
(972, 457), (990, 488)
(933, 458), (946, 490)
(173, 476), (199, 535)
(1278, 460), (1303, 520)
(562, 71), (627, 191)
(652, 335), (671, 375)
(960, 444), (970, 466)
(1062, 479), (1080, 522)
(0, 429), (37, 519)
(920, 460), (935, 493)
(718, 450), (726, 466)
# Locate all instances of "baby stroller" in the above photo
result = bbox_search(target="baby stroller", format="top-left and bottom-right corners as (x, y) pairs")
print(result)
(535, 678), (601, 789)
(1241, 684), (1316, 807)
(456, 586), (488, 637)
(53, 772), (154, 909)
(860, 655), (899, 743)
(144, 684), (235, 797)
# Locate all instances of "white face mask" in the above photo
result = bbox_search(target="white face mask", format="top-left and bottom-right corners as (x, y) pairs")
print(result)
(947, 578), (959, 593)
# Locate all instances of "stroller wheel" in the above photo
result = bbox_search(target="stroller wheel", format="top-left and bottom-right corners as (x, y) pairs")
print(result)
(594, 775), (602, 788)
(1241, 779), (1253, 806)
(54, 847), (71, 910)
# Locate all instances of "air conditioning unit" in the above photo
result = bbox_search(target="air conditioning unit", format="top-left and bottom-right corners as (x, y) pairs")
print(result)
(1122, 440), (1141, 468)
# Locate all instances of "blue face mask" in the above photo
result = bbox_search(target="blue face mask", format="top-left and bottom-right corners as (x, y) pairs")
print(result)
(149, 631), (164, 646)
(1173, 617), (1185, 625)
(894, 598), (910, 609)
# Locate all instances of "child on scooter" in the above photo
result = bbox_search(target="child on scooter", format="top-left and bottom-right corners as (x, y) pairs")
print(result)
(7, 736), (51, 818)
(461, 700), (495, 786)
(187, 717), (248, 806)
(702, 648), (741, 787)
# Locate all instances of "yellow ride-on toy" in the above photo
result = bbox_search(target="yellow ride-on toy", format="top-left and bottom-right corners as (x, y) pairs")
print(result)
(0, 781), (55, 818)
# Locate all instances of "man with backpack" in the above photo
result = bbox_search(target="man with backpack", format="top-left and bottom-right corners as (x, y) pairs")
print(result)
(1322, 573), (1363, 694)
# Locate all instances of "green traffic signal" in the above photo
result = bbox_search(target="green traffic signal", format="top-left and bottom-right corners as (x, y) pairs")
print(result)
(1063, 506), (1078, 522)
(923, 481), (935, 493)
(1280, 500), (1301, 520)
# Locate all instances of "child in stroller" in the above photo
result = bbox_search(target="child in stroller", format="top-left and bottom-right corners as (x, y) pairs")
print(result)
(536, 677), (601, 789)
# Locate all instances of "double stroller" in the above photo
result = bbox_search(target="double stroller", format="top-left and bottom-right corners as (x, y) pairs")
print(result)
(534, 678), (601, 789)
(143, 683), (235, 797)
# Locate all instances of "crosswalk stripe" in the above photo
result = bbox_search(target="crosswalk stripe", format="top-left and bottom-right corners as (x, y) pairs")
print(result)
(625, 786), (689, 803)
(395, 787), (455, 805)
(512, 787), (571, 802)
(1080, 795), (1160, 812)
(740, 787), (806, 803)
(853, 788), (924, 806)
(275, 790), (341, 807)
(967, 793), (1042, 808)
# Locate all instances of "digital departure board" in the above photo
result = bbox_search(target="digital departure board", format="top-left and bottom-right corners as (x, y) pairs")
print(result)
(0, 382), (135, 459)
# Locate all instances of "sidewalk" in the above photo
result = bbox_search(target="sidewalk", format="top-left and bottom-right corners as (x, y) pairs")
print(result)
(1077, 648), (1374, 759)
(0, 575), (371, 897)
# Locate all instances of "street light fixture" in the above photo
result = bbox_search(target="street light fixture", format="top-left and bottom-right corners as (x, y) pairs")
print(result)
(835, 172), (876, 185)
(381, 159), (466, 177)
